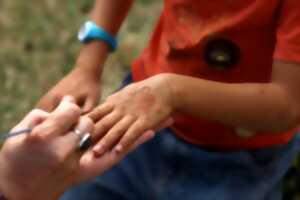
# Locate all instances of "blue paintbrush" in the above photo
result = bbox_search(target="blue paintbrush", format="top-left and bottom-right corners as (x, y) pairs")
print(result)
(0, 128), (32, 143)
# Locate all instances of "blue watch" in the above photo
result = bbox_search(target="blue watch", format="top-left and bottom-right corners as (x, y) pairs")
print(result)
(78, 21), (118, 52)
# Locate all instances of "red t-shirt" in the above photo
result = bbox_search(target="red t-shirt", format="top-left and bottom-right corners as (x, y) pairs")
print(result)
(131, 0), (300, 149)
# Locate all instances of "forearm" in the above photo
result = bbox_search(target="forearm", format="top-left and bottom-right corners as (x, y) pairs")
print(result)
(168, 74), (300, 133)
(75, 0), (134, 76)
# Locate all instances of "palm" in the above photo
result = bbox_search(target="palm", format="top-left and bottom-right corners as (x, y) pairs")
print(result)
(77, 150), (122, 183)
(76, 130), (154, 184)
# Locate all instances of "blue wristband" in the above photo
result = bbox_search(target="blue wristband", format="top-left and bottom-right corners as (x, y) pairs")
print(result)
(78, 21), (118, 52)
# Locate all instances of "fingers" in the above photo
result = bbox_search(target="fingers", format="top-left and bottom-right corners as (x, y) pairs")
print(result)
(82, 96), (98, 114)
(93, 110), (123, 140)
(93, 116), (135, 156)
(12, 109), (50, 132)
(91, 115), (169, 157)
(37, 94), (61, 112)
(90, 113), (172, 157)
(113, 119), (148, 153)
(78, 130), (155, 183)
(88, 103), (114, 122)
(62, 116), (95, 154)
(133, 130), (156, 147)
(37, 116), (95, 179)
(88, 110), (173, 157)
(31, 96), (81, 138)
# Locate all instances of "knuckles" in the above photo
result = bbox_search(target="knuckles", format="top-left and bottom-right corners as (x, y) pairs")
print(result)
(46, 151), (73, 172)
(80, 116), (95, 134)
(28, 109), (47, 119)
(137, 116), (148, 127)
(96, 119), (111, 131)
(29, 124), (55, 141)
(51, 103), (81, 126)
(105, 94), (117, 103)
(52, 152), (70, 168)
(63, 103), (81, 118)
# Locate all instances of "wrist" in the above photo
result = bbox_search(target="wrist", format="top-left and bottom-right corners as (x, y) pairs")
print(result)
(160, 73), (181, 112)
(73, 63), (102, 82)
(75, 40), (109, 78)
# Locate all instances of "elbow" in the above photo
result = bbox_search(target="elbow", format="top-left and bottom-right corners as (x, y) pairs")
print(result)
(261, 83), (300, 133)
(266, 108), (299, 134)
(271, 96), (300, 133)
(285, 102), (300, 130)
(281, 82), (300, 131)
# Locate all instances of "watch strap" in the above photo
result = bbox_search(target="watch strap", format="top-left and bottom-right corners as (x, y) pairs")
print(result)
(85, 21), (117, 51)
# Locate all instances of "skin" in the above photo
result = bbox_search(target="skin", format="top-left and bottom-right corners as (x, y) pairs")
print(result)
(37, 0), (300, 155)
(166, 60), (300, 133)
(38, 67), (101, 113)
(37, 0), (171, 146)
(0, 96), (155, 200)
(37, 0), (133, 113)
(88, 60), (300, 155)
(88, 75), (174, 155)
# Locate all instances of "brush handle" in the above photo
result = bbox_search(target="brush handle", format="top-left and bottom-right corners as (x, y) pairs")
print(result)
(0, 128), (32, 143)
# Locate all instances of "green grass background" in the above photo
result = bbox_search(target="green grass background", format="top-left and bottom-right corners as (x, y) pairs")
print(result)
(0, 0), (161, 131)
(0, 1), (299, 199)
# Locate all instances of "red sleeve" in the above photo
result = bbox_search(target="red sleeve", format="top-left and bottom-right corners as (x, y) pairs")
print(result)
(274, 0), (300, 63)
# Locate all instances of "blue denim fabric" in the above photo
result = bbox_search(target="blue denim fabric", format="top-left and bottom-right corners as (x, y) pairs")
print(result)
(60, 74), (300, 200)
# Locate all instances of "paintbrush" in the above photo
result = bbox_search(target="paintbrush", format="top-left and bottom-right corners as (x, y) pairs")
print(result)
(0, 128), (32, 144)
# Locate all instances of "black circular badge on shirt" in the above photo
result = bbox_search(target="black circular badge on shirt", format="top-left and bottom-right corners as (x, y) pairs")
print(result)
(204, 38), (241, 70)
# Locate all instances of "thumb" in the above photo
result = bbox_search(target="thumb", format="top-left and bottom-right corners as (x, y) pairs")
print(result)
(37, 94), (61, 112)
(12, 109), (50, 131)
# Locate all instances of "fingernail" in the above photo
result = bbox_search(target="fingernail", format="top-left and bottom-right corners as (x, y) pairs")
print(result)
(93, 144), (104, 155)
(115, 145), (123, 153)
(93, 150), (102, 158)
(62, 95), (75, 103)
(62, 95), (71, 100)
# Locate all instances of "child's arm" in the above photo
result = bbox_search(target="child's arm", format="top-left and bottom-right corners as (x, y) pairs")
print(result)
(37, 0), (134, 112)
(167, 60), (300, 133)
(89, 60), (300, 155)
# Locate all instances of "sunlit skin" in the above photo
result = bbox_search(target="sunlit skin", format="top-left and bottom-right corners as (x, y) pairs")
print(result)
(88, 60), (300, 156)
(37, 0), (300, 157)
(0, 97), (157, 200)
(88, 75), (174, 156)
(37, 0), (132, 113)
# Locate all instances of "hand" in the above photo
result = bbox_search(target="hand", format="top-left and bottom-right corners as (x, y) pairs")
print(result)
(76, 129), (156, 184)
(88, 74), (175, 156)
(0, 96), (156, 200)
(37, 67), (101, 113)
(0, 97), (87, 200)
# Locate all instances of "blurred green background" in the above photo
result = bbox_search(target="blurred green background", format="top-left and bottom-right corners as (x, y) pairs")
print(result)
(0, 0), (299, 199)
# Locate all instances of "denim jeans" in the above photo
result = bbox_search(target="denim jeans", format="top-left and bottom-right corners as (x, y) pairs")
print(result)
(60, 74), (300, 200)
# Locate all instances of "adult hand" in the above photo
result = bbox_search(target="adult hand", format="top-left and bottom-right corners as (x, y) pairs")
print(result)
(88, 74), (175, 156)
(37, 67), (101, 113)
(0, 96), (156, 200)
(0, 96), (87, 200)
